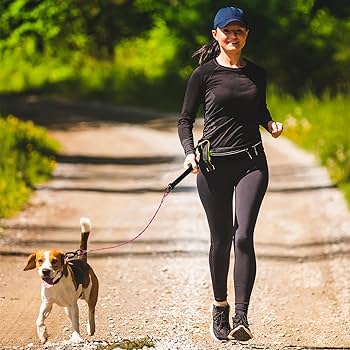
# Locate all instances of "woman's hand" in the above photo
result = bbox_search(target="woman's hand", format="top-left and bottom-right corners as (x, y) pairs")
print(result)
(184, 153), (199, 174)
(267, 120), (283, 138)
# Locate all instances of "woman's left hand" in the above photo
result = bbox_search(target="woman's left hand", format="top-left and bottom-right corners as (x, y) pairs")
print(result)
(267, 120), (283, 138)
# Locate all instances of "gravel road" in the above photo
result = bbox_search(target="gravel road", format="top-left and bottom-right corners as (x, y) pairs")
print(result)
(1, 97), (350, 350)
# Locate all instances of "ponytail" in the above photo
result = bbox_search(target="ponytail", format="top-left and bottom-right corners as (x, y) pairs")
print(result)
(192, 40), (220, 66)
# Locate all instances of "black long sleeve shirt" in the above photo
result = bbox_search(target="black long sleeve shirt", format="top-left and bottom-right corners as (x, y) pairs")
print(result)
(178, 58), (272, 155)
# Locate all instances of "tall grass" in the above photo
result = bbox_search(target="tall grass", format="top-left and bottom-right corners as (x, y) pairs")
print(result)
(268, 90), (350, 206)
(0, 115), (60, 218)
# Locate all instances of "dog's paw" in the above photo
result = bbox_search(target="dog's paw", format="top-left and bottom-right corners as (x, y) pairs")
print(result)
(87, 322), (95, 336)
(37, 328), (48, 344)
(71, 331), (84, 344)
(39, 334), (47, 344)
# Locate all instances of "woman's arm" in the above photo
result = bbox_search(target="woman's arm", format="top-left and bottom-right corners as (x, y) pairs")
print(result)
(258, 69), (283, 138)
(178, 68), (204, 156)
(257, 69), (273, 130)
(178, 68), (204, 173)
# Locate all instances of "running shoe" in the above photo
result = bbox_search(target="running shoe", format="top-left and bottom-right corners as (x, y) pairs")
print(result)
(228, 312), (253, 341)
(210, 303), (231, 341)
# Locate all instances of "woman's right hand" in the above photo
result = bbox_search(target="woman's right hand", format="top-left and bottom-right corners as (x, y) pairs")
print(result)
(184, 153), (199, 174)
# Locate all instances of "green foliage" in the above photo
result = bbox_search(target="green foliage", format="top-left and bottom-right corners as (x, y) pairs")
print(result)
(267, 89), (350, 206)
(1, 0), (350, 98)
(114, 18), (180, 81)
(0, 0), (151, 59)
(0, 115), (60, 217)
(236, 0), (350, 95)
(97, 336), (155, 350)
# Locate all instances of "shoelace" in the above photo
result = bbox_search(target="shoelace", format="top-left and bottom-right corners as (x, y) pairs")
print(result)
(233, 313), (249, 328)
(213, 309), (230, 328)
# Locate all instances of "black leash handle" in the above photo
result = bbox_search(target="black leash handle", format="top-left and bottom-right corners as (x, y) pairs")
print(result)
(167, 164), (193, 191)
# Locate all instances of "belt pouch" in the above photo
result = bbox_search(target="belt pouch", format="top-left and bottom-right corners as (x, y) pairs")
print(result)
(197, 140), (215, 172)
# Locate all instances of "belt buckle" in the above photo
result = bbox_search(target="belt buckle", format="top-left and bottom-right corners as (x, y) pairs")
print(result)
(246, 144), (260, 159)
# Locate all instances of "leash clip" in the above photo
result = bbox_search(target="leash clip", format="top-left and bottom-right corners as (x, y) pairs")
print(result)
(65, 249), (86, 261)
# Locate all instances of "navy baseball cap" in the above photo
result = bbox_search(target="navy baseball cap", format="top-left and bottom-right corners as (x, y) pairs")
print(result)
(213, 6), (249, 29)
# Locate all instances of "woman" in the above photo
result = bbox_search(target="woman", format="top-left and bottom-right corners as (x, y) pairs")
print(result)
(177, 6), (283, 342)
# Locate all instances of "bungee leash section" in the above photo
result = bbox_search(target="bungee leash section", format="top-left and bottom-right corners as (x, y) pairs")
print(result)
(65, 164), (194, 260)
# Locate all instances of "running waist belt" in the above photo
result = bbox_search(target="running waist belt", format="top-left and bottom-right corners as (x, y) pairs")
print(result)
(197, 140), (263, 172)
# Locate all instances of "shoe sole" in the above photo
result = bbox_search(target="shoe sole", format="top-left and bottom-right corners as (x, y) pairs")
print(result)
(228, 325), (253, 341)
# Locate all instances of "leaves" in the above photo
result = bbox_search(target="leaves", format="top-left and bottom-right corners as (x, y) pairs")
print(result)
(0, 0), (350, 95)
(0, 115), (60, 217)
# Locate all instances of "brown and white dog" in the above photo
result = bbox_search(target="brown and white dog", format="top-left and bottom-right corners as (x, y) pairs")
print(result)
(24, 218), (99, 344)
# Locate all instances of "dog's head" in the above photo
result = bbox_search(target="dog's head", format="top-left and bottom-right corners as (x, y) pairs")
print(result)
(24, 250), (68, 287)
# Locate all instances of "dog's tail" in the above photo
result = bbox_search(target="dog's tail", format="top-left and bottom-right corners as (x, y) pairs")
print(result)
(80, 217), (91, 262)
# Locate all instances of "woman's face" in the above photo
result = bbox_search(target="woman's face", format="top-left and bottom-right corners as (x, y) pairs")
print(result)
(212, 22), (249, 53)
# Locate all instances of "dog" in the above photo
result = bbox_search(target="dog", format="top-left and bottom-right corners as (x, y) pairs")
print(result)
(24, 218), (99, 344)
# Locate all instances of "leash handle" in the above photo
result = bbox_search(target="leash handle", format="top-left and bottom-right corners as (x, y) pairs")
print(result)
(167, 164), (193, 191)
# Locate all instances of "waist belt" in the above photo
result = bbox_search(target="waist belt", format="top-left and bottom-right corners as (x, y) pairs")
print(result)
(211, 141), (263, 159)
(197, 140), (263, 172)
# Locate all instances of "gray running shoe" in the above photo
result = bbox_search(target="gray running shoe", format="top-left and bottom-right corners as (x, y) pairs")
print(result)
(210, 304), (231, 341)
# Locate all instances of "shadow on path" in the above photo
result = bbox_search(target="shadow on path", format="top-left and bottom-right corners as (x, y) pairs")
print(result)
(36, 185), (195, 194)
(268, 184), (337, 193)
(3, 248), (350, 261)
(2, 233), (350, 261)
(0, 93), (177, 130)
(56, 154), (177, 166)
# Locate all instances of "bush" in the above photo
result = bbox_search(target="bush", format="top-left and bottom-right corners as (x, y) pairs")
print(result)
(0, 115), (60, 217)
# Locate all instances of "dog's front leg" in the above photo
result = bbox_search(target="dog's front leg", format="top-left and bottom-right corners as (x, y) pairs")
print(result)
(67, 303), (83, 343)
(36, 301), (52, 344)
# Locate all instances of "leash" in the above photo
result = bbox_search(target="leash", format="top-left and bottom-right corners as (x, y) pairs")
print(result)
(65, 165), (194, 260)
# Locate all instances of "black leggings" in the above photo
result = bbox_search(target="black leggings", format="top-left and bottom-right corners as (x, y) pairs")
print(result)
(197, 151), (268, 314)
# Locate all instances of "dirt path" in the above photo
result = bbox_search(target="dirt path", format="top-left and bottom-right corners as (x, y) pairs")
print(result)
(1, 97), (350, 350)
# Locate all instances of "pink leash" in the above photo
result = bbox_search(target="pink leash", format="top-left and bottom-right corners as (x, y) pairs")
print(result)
(65, 165), (193, 260)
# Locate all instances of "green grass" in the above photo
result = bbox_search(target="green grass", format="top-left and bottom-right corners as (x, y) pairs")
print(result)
(97, 336), (155, 350)
(0, 115), (60, 218)
(268, 89), (350, 206)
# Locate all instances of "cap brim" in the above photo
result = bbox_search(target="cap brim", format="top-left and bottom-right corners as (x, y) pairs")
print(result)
(215, 18), (249, 29)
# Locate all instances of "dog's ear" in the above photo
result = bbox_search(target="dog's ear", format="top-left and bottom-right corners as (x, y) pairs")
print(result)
(59, 251), (69, 277)
(24, 252), (37, 271)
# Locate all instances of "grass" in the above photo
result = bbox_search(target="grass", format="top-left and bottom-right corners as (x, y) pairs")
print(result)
(97, 336), (155, 350)
(0, 115), (60, 218)
(267, 89), (350, 206)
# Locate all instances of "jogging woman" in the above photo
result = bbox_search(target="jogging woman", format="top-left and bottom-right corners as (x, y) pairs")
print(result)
(178, 6), (283, 342)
